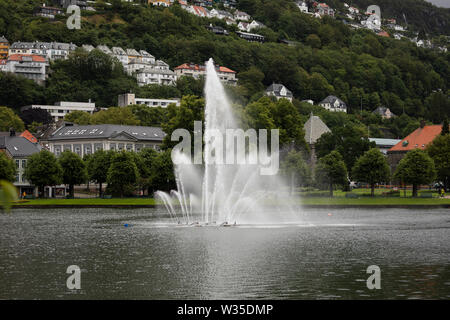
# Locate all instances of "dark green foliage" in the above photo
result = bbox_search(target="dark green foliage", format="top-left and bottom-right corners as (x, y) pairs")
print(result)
(58, 151), (88, 197)
(426, 133), (450, 191)
(394, 149), (436, 197)
(24, 150), (62, 197)
(352, 148), (391, 196)
(106, 151), (140, 197)
(315, 150), (348, 196)
(0, 152), (16, 182)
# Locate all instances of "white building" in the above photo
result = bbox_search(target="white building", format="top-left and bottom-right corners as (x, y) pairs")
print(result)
(136, 67), (177, 86)
(174, 63), (237, 85)
(265, 84), (293, 102)
(318, 95), (347, 113)
(21, 101), (96, 122)
(3, 54), (47, 84)
(118, 93), (180, 108)
(111, 47), (128, 66)
(234, 10), (251, 21)
(47, 124), (166, 157)
(296, 1), (308, 13)
(9, 41), (77, 60)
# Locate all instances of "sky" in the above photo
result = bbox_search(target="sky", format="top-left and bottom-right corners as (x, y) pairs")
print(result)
(425, 0), (450, 8)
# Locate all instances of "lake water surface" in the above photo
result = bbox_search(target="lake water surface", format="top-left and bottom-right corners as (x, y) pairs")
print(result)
(0, 208), (449, 299)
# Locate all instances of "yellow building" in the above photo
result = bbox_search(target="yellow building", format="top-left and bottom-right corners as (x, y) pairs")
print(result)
(0, 36), (9, 60)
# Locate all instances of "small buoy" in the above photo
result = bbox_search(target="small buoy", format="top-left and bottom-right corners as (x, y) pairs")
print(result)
(328, 213), (332, 216)
(124, 223), (129, 227)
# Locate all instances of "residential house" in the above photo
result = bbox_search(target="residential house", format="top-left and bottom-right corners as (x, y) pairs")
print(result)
(97, 44), (112, 55)
(377, 31), (390, 37)
(126, 48), (142, 63)
(318, 95), (347, 113)
(368, 138), (401, 155)
(21, 101), (96, 122)
(82, 44), (95, 52)
(140, 50), (155, 64)
(58, 0), (88, 10)
(3, 54), (47, 84)
(304, 113), (331, 165)
(118, 93), (180, 108)
(34, 5), (64, 19)
(47, 123), (166, 157)
(148, 0), (174, 6)
(210, 9), (235, 21)
(174, 63), (237, 85)
(314, 3), (335, 17)
(361, 14), (381, 31)
(348, 6), (359, 14)
(0, 36), (9, 60)
(387, 123), (443, 173)
(222, 0), (237, 8)
(296, 1), (308, 13)
(111, 47), (129, 66)
(373, 106), (395, 119)
(247, 20), (265, 31)
(0, 60), (7, 72)
(206, 24), (229, 35)
(187, 5), (210, 17)
(0, 129), (41, 196)
(9, 41), (77, 60)
(265, 84), (293, 102)
(135, 67), (177, 86)
(234, 10), (251, 21)
(236, 31), (265, 42)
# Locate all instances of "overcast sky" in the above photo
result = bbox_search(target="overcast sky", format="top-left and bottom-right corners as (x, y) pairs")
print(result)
(425, 0), (450, 8)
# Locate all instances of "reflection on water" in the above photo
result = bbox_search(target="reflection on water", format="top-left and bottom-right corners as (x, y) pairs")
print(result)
(0, 208), (449, 299)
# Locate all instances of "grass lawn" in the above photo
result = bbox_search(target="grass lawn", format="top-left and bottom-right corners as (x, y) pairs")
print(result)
(12, 194), (450, 207)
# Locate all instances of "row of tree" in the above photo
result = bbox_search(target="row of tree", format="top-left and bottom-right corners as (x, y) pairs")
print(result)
(283, 129), (450, 197)
(0, 148), (175, 198)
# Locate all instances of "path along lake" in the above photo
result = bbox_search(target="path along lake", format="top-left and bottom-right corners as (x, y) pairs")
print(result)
(0, 207), (449, 299)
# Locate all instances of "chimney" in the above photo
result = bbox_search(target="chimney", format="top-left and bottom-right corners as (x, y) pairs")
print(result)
(420, 120), (426, 128)
(9, 128), (15, 136)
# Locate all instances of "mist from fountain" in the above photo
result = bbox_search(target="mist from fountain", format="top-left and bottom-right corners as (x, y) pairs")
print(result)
(155, 58), (295, 225)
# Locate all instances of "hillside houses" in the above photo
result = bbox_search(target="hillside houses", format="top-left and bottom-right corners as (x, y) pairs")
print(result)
(318, 95), (347, 113)
(8, 41), (77, 61)
(174, 63), (237, 85)
(1, 54), (47, 84)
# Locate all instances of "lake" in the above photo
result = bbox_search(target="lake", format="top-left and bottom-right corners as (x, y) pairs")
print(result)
(0, 207), (449, 299)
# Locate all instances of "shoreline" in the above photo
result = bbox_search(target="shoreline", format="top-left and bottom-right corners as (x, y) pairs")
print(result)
(11, 204), (450, 209)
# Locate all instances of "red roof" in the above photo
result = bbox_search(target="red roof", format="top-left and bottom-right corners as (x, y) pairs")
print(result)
(8, 54), (46, 62)
(20, 130), (38, 143)
(389, 125), (442, 152)
(192, 5), (207, 16)
(175, 63), (235, 73)
(377, 31), (390, 37)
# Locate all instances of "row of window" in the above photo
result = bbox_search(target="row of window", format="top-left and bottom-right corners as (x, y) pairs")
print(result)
(53, 143), (160, 156)
(15, 159), (27, 169)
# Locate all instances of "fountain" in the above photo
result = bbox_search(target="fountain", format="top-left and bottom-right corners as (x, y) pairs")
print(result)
(156, 59), (294, 225)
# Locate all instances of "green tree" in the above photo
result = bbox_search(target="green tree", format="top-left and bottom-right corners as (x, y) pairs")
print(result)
(24, 150), (62, 197)
(315, 150), (348, 197)
(86, 150), (114, 197)
(0, 106), (25, 132)
(237, 66), (265, 99)
(136, 148), (159, 195)
(90, 107), (141, 125)
(442, 118), (449, 136)
(427, 134), (450, 191)
(151, 149), (176, 192)
(352, 148), (391, 196)
(394, 149), (436, 197)
(106, 151), (140, 197)
(64, 111), (91, 125)
(281, 151), (311, 194)
(0, 152), (16, 182)
(58, 151), (88, 198)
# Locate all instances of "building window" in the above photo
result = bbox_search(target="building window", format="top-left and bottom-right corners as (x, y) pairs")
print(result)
(110, 143), (116, 151)
(21, 160), (26, 169)
(74, 146), (81, 156)
(118, 143), (124, 151)
(126, 144), (133, 151)
(15, 160), (20, 168)
(15, 174), (19, 182)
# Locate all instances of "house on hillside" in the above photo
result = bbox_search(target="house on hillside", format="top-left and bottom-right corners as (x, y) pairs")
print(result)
(234, 10), (251, 21)
(0, 36), (9, 60)
(372, 106), (395, 119)
(296, 1), (308, 13)
(318, 95), (347, 113)
(265, 84), (293, 102)
(174, 63), (237, 85)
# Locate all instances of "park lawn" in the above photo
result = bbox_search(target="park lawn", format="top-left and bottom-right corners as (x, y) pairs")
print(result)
(298, 197), (450, 206)
(16, 198), (157, 206)
(12, 196), (450, 207)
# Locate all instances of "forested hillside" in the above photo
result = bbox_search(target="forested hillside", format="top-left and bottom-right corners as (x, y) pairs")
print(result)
(0, 0), (448, 127)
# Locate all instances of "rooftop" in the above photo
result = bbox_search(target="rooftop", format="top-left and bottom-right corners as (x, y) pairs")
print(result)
(388, 125), (442, 152)
(48, 124), (166, 142)
(304, 114), (331, 144)
(0, 135), (41, 157)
